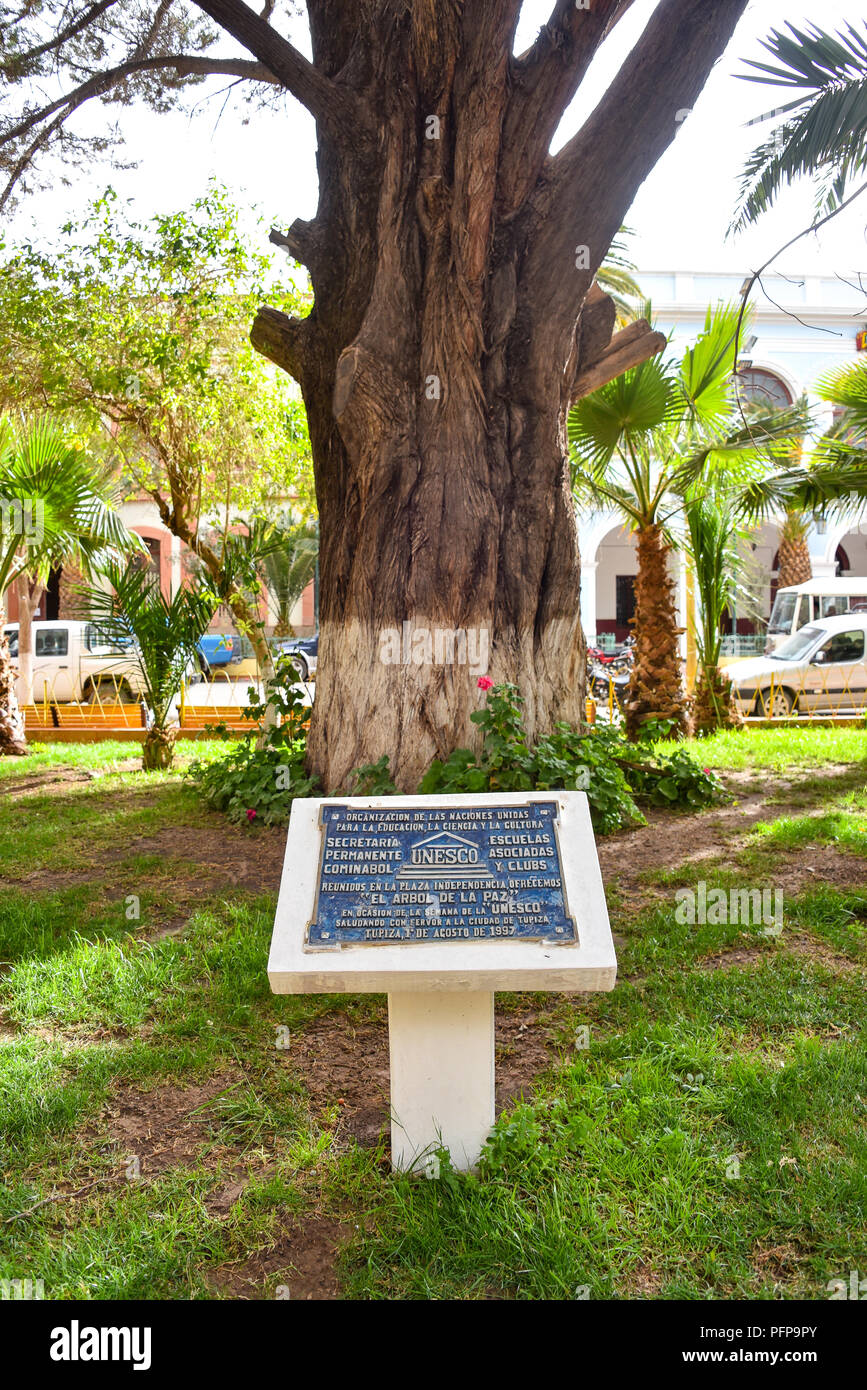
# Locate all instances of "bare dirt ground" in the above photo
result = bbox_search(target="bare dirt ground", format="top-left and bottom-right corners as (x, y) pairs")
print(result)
(596, 765), (866, 910)
(207, 1215), (349, 1300)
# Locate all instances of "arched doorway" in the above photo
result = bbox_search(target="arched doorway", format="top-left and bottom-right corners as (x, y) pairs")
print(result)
(591, 522), (638, 644)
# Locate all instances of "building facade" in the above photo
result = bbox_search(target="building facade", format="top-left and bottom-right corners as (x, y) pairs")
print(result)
(578, 270), (867, 646)
(6, 495), (317, 638)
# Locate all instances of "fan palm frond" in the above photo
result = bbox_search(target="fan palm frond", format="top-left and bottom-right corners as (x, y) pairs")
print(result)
(568, 352), (678, 470)
(0, 416), (144, 599)
(84, 560), (216, 729)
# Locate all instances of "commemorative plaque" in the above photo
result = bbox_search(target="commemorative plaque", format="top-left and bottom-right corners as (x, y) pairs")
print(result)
(269, 791), (616, 1171)
(305, 800), (577, 950)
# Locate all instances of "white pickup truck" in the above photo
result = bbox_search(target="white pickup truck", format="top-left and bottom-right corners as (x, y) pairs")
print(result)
(3, 619), (149, 703)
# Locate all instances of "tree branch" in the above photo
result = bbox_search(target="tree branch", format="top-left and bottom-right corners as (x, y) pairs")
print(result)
(250, 305), (310, 384)
(7, 0), (119, 68)
(518, 0), (750, 374)
(0, 106), (70, 214)
(1, 54), (278, 155)
(499, 0), (635, 216)
(189, 0), (365, 133)
(571, 321), (667, 401)
(269, 220), (322, 270)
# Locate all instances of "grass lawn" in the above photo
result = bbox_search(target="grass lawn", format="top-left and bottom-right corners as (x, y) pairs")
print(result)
(1, 728), (865, 1300)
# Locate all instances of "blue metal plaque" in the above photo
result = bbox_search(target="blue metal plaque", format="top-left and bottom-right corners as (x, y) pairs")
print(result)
(304, 800), (577, 950)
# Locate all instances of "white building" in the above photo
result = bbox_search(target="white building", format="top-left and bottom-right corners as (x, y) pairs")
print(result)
(578, 270), (867, 648)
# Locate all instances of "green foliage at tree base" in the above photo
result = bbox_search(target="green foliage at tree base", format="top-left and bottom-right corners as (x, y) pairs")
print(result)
(189, 680), (727, 835)
(186, 658), (318, 825)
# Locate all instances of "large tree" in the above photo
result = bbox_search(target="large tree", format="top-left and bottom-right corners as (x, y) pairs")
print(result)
(1, 0), (753, 788)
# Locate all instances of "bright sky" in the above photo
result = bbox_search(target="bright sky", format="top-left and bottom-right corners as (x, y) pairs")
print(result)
(11, 0), (867, 283)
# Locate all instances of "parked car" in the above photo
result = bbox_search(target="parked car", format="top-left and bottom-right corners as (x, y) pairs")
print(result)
(193, 632), (265, 682)
(270, 631), (318, 681)
(196, 633), (237, 674)
(3, 620), (149, 703)
(226, 633), (259, 680)
(765, 578), (867, 652)
(729, 614), (867, 717)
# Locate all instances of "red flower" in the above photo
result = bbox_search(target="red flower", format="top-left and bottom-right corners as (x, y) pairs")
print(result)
(477, 676), (493, 691)
(246, 808), (257, 822)
(703, 768), (711, 775)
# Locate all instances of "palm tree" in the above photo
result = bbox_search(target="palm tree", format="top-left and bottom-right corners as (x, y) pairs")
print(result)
(732, 21), (867, 234)
(193, 516), (310, 673)
(740, 362), (867, 526)
(84, 560), (217, 770)
(0, 417), (144, 754)
(804, 360), (867, 516)
(570, 304), (804, 739)
(260, 516), (318, 638)
(682, 490), (741, 734)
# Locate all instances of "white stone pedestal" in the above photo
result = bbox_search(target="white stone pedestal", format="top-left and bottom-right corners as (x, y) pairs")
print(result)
(268, 792), (617, 1173)
(388, 991), (494, 1171)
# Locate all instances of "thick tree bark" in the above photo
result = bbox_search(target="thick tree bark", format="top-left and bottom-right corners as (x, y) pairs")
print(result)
(231, 0), (751, 789)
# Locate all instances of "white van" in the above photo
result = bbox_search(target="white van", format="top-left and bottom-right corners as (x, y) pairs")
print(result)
(765, 579), (867, 653)
(3, 620), (148, 703)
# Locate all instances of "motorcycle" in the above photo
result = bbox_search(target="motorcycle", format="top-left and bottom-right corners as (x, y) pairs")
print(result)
(587, 633), (634, 674)
(587, 659), (629, 723)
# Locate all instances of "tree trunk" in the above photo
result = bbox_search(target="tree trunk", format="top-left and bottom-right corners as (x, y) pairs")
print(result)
(625, 525), (688, 739)
(692, 663), (740, 735)
(142, 725), (176, 770)
(777, 510), (812, 590)
(238, 0), (750, 789)
(0, 628), (27, 754)
(15, 570), (37, 706)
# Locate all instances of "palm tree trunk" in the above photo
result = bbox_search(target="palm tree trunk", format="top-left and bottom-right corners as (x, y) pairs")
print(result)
(15, 572), (42, 705)
(692, 663), (740, 734)
(142, 725), (176, 771)
(625, 524), (688, 739)
(777, 510), (812, 589)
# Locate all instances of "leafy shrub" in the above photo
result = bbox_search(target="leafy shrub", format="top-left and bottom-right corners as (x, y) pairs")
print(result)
(348, 755), (398, 796)
(618, 745), (727, 809)
(419, 684), (535, 794)
(191, 676), (726, 833)
(535, 722), (645, 834)
(186, 656), (318, 825)
(420, 684), (644, 834)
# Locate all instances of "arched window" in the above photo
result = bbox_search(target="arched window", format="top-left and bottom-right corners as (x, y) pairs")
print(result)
(737, 368), (793, 411)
